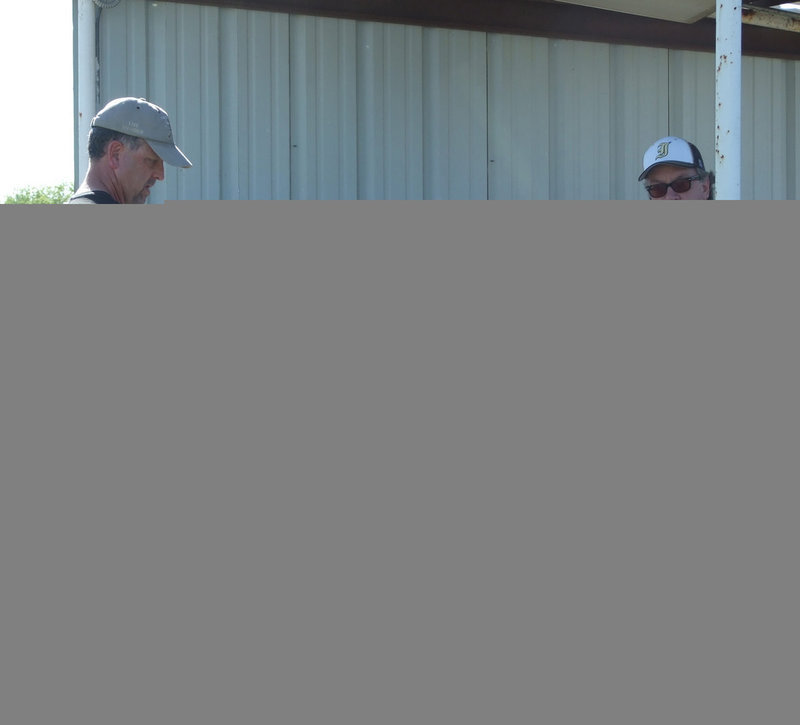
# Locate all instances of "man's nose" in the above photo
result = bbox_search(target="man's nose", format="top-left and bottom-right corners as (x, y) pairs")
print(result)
(664, 185), (681, 199)
(153, 160), (165, 181)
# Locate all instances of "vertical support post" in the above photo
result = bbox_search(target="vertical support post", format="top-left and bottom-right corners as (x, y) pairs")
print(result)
(76, 0), (97, 186)
(715, 1), (742, 199)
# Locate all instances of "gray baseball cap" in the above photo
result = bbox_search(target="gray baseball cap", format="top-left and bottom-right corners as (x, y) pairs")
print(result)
(91, 97), (192, 168)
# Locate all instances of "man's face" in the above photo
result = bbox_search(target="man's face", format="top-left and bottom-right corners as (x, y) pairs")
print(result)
(644, 164), (709, 200)
(114, 141), (166, 204)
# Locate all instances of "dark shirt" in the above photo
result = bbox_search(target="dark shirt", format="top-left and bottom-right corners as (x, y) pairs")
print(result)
(66, 190), (119, 205)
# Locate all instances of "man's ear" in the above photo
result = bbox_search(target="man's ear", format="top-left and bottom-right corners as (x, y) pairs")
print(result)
(106, 140), (124, 170)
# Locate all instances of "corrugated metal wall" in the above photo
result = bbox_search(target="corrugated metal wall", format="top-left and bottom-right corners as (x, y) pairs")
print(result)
(91, 0), (800, 200)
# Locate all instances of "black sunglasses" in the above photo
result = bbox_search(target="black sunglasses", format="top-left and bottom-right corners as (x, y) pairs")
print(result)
(645, 175), (703, 198)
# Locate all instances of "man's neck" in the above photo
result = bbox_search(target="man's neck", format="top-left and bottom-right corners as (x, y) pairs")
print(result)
(78, 165), (124, 204)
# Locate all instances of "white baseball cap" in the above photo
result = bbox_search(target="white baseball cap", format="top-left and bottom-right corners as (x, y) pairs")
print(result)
(91, 97), (192, 168)
(639, 136), (706, 181)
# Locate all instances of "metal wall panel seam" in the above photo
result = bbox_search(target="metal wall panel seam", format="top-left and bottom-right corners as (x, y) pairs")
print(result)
(200, 5), (222, 200)
(127, 0), (148, 96)
(148, 2), (171, 204)
(220, 8), (241, 199)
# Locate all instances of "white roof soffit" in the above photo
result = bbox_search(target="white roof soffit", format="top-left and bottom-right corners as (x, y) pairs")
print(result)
(550, 1), (716, 24)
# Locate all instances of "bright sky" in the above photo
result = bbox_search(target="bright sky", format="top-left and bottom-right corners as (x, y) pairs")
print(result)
(0, 0), (75, 200)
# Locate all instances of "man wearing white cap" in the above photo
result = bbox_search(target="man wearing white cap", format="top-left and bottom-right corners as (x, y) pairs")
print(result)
(68, 97), (192, 204)
(639, 136), (714, 200)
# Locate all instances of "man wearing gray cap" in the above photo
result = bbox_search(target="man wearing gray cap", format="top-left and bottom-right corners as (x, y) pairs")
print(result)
(68, 97), (192, 204)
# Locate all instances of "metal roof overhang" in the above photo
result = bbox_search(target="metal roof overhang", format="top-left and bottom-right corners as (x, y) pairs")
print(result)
(550, 0), (716, 24)
(550, 0), (800, 29)
(167, 1), (800, 59)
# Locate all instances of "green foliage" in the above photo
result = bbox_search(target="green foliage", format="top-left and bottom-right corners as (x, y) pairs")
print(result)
(3, 182), (75, 205)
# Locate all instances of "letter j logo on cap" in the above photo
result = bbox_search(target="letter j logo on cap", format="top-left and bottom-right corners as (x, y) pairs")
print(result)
(655, 142), (670, 159)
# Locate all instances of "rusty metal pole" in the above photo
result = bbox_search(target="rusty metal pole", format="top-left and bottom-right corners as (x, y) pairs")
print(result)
(715, 1), (742, 199)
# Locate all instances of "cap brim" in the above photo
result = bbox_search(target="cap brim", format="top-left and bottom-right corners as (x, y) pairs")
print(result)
(638, 160), (696, 181)
(148, 139), (192, 168)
